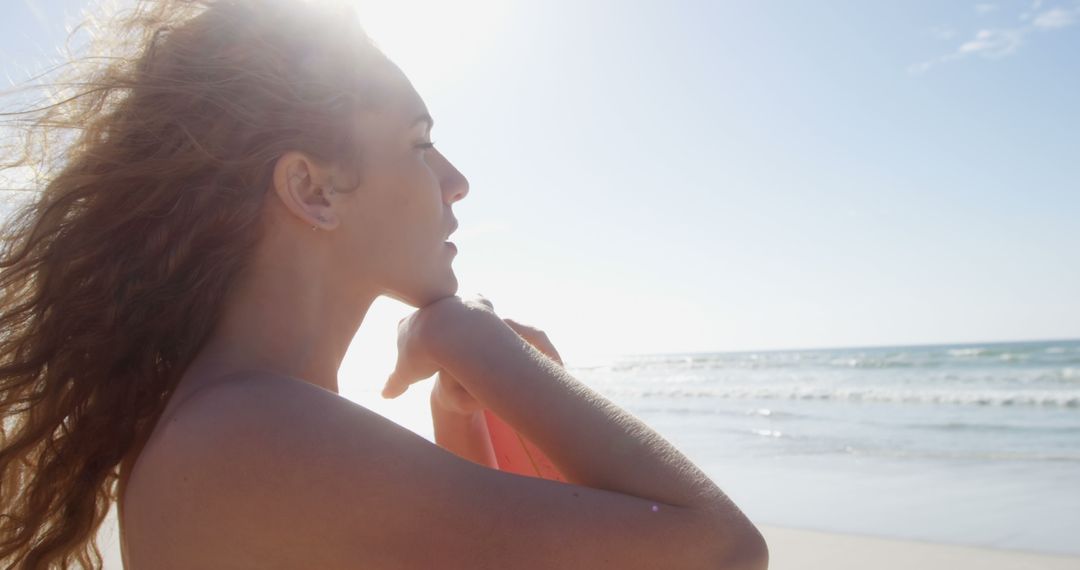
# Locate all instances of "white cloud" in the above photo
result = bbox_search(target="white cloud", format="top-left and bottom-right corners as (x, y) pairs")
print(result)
(1033, 7), (1078, 28)
(958, 28), (1025, 57)
(909, 3), (1080, 75)
(975, 3), (999, 15)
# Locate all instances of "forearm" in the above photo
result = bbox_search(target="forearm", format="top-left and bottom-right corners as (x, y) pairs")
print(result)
(430, 391), (498, 469)
(432, 317), (746, 522)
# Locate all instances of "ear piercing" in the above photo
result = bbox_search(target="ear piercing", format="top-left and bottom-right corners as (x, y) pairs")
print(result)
(293, 176), (334, 232)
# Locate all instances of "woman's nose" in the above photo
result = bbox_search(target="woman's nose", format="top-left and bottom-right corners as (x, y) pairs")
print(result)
(442, 159), (469, 204)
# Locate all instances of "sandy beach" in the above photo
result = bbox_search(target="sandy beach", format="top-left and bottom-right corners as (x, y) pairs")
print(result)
(760, 525), (1080, 570)
(97, 514), (1080, 569)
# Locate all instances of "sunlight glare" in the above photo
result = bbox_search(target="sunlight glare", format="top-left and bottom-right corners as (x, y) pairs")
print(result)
(351, 0), (510, 91)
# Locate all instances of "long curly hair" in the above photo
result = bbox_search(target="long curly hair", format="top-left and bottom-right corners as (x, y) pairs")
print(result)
(0, 0), (387, 566)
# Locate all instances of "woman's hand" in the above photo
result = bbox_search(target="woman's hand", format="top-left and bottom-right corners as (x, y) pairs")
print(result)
(503, 318), (564, 366)
(430, 321), (565, 415)
(383, 294), (565, 404)
(381, 294), (499, 399)
(430, 370), (484, 415)
(429, 296), (496, 415)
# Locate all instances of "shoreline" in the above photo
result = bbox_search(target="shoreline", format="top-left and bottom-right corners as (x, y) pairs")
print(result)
(759, 524), (1080, 570)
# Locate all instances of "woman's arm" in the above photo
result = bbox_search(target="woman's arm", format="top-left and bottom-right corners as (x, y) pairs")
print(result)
(428, 309), (558, 472)
(425, 306), (767, 567)
(383, 296), (767, 568)
(430, 391), (498, 468)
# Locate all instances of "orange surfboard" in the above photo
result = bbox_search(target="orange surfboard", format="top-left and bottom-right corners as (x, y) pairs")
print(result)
(483, 408), (566, 482)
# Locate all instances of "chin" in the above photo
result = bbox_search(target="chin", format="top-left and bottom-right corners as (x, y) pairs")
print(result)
(386, 272), (459, 308)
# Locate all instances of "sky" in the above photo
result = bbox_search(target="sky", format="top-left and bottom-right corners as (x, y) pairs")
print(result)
(2, 1), (1079, 412)
(5, 6), (1075, 562)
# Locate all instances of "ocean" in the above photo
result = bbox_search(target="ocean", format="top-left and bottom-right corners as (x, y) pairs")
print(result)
(567, 339), (1080, 555)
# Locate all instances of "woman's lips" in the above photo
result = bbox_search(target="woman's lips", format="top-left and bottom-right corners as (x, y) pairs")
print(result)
(444, 241), (457, 253)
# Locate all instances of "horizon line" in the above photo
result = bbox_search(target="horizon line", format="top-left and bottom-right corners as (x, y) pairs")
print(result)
(580, 336), (1080, 362)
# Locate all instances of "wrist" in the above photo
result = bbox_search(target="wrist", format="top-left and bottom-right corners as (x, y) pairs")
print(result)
(425, 307), (510, 371)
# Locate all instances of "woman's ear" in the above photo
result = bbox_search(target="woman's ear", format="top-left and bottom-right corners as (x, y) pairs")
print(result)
(271, 151), (339, 231)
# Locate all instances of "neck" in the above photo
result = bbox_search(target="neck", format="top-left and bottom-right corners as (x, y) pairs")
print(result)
(186, 225), (378, 394)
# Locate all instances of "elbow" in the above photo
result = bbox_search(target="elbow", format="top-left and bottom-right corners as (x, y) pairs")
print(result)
(713, 522), (769, 570)
(741, 524), (770, 570)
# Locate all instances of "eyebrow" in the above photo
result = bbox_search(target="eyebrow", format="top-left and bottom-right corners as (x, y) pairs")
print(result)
(412, 112), (434, 132)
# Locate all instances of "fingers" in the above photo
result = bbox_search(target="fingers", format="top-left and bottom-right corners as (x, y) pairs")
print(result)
(382, 347), (429, 399)
(504, 318), (564, 365)
(385, 296), (554, 401)
(384, 320), (409, 398)
(382, 371), (408, 399)
(384, 326), (418, 399)
(471, 293), (494, 311)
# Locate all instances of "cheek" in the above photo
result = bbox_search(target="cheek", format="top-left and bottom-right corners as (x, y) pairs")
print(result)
(360, 194), (437, 265)
(398, 157), (444, 224)
(354, 154), (443, 245)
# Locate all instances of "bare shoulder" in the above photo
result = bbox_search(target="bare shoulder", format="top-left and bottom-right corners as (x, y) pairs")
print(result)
(142, 372), (743, 570)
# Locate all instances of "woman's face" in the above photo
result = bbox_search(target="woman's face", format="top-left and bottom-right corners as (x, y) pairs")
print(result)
(329, 63), (469, 308)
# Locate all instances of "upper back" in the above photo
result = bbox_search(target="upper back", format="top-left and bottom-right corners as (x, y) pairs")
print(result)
(120, 372), (728, 569)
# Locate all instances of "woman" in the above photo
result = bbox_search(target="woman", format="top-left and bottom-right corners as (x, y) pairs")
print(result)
(0, 0), (767, 568)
